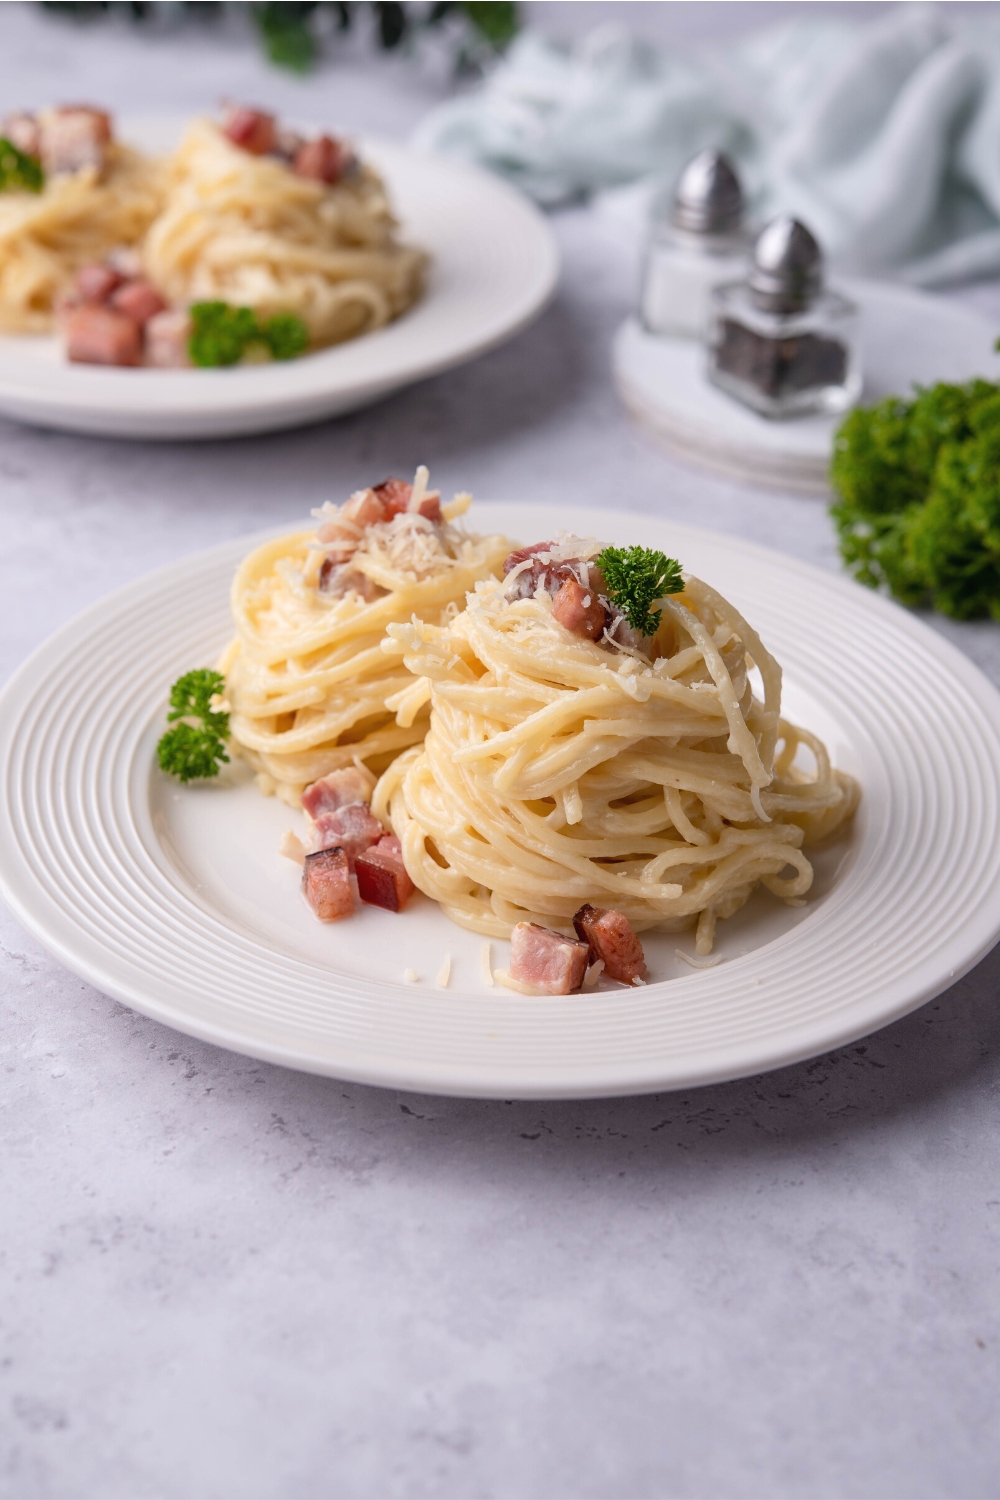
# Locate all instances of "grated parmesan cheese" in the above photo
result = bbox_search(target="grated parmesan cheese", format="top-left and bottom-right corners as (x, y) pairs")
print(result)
(278, 829), (307, 865)
(404, 968), (419, 984)
(436, 953), (452, 989)
(480, 942), (494, 987)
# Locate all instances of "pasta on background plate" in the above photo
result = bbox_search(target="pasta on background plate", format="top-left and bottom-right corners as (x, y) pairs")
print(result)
(0, 102), (425, 364)
(143, 117), (426, 349)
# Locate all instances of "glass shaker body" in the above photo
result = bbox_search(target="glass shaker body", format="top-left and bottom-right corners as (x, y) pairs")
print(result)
(640, 221), (751, 341)
(706, 281), (861, 419)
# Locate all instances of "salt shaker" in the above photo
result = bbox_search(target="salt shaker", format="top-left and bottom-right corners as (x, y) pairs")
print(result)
(640, 150), (751, 340)
(707, 216), (861, 419)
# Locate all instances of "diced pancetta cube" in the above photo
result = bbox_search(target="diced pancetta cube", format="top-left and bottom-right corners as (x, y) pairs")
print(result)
(313, 802), (384, 869)
(64, 304), (141, 366)
(503, 542), (553, 577)
(356, 835), (415, 912)
(317, 562), (385, 600)
(144, 310), (191, 368)
(73, 263), (122, 303)
(3, 112), (41, 158)
(293, 134), (350, 184)
(573, 904), (646, 984)
(301, 765), (376, 820)
(40, 106), (111, 173)
(502, 543), (590, 602)
(509, 921), (589, 995)
(222, 106), (276, 156)
(110, 279), (166, 325)
(302, 847), (353, 921)
(316, 487), (386, 553)
(373, 478), (413, 518)
(551, 577), (607, 640)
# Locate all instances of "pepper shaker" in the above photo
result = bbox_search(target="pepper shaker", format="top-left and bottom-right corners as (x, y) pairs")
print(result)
(707, 216), (861, 419)
(640, 150), (752, 341)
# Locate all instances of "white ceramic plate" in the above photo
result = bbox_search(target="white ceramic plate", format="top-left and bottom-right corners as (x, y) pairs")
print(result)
(0, 122), (558, 440)
(3, 501), (1000, 1099)
(613, 281), (1000, 495)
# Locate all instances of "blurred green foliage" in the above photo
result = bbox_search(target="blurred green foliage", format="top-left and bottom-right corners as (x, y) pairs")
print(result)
(830, 376), (1000, 620)
(39, 1), (519, 73)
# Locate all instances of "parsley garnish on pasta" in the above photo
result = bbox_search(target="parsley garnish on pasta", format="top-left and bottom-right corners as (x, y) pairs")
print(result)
(595, 545), (684, 636)
(0, 137), (43, 193)
(157, 669), (230, 782)
(188, 301), (310, 367)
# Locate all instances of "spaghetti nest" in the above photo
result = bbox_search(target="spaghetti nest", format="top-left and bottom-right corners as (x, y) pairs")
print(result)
(0, 143), (164, 332)
(143, 120), (426, 348)
(374, 567), (859, 950)
(221, 504), (511, 807)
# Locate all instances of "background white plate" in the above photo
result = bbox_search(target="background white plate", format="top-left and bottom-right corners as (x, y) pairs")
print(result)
(0, 125), (558, 440)
(2, 501), (1000, 1099)
(613, 281), (1000, 494)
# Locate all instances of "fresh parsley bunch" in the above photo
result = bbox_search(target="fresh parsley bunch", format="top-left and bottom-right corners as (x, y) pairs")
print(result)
(157, 670), (230, 782)
(830, 378), (1000, 620)
(595, 546), (684, 636)
(188, 302), (309, 367)
(0, 137), (43, 193)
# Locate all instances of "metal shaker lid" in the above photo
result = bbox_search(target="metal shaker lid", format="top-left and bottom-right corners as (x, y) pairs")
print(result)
(749, 216), (823, 313)
(669, 150), (744, 234)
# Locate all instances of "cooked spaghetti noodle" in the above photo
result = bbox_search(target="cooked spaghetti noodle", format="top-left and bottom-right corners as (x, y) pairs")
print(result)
(143, 119), (426, 348)
(221, 473), (510, 806)
(374, 539), (859, 951)
(0, 142), (163, 331)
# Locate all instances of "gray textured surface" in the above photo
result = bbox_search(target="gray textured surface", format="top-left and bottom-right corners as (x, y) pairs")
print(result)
(2, 6), (1000, 1497)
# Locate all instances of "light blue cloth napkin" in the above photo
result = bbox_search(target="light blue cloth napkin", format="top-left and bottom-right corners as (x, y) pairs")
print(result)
(414, 4), (1000, 286)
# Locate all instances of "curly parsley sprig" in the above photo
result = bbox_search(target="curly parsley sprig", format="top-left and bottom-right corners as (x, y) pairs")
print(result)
(156, 669), (230, 782)
(0, 137), (43, 193)
(595, 545), (684, 636)
(830, 378), (1000, 620)
(188, 301), (309, 367)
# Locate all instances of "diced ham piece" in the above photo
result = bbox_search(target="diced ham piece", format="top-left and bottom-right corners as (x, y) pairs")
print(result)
(371, 478), (442, 523)
(503, 542), (591, 603)
(40, 107), (111, 173)
(222, 106), (276, 156)
(144, 309), (191, 368)
(509, 921), (590, 995)
(317, 562), (385, 600)
(73, 263), (122, 303)
(573, 904), (646, 984)
(412, 493), (442, 522)
(312, 802), (384, 869)
(373, 478), (412, 519)
(302, 847), (353, 922)
(3, 112), (41, 158)
(110, 279), (166, 326)
(316, 486), (386, 553)
(301, 765), (376, 820)
(551, 577), (608, 640)
(293, 134), (350, 185)
(503, 542), (553, 576)
(356, 835), (415, 913)
(64, 304), (141, 366)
